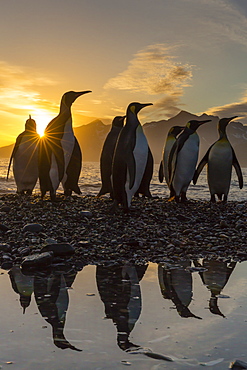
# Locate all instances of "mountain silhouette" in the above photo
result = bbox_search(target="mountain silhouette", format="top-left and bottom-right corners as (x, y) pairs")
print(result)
(1, 111), (246, 166)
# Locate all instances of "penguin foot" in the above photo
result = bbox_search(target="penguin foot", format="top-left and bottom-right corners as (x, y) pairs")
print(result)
(210, 195), (216, 203)
(168, 196), (175, 202)
(180, 192), (187, 203)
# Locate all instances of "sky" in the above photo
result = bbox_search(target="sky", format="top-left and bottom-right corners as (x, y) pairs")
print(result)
(1, 0), (247, 146)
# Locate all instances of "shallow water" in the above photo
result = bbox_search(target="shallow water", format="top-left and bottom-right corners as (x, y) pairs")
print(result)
(1, 260), (247, 369)
(1, 159), (247, 201)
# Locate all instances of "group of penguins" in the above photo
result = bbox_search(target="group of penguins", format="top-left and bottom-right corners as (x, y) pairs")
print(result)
(7, 90), (243, 211)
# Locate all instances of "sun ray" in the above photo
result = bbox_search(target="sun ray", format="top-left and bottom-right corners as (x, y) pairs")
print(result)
(30, 110), (54, 137)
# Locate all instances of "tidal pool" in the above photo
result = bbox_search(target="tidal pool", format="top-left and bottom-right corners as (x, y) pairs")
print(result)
(0, 259), (247, 369)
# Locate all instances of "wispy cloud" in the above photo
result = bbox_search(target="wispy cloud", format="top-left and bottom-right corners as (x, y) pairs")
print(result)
(0, 61), (58, 116)
(206, 93), (247, 124)
(182, 0), (247, 49)
(104, 44), (193, 96)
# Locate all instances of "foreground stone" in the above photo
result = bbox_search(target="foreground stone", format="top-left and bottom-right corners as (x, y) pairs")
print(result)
(0, 194), (246, 269)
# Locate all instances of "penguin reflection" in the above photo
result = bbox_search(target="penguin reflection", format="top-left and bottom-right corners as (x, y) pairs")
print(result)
(33, 268), (81, 351)
(96, 263), (148, 350)
(9, 265), (34, 313)
(158, 261), (201, 319)
(194, 259), (236, 317)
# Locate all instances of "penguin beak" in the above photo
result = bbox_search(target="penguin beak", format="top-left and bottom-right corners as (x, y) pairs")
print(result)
(75, 90), (92, 97)
(227, 116), (238, 122)
(198, 119), (211, 125)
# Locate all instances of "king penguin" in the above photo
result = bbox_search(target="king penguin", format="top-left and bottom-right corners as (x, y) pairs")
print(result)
(7, 116), (39, 195)
(97, 115), (125, 198)
(168, 119), (211, 203)
(159, 126), (184, 191)
(112, 102), (153, 211)
(193, 116), (243, 202)
(39, 90), (91, 200)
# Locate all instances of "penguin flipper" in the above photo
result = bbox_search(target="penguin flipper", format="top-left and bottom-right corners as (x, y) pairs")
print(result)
(232, 148), (243, 189)
(167, 141), (178, 187)
(193, 148), (211, 185)
(6, 133), (24, 180)
(158, 161), (164, 183)
(126, 149), (136, 190)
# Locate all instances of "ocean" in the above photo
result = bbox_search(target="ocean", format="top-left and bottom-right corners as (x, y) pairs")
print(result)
(1, 158), (247, 201)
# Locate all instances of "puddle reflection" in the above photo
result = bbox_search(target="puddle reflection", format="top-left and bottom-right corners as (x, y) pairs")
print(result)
(3, 258), (247, 368)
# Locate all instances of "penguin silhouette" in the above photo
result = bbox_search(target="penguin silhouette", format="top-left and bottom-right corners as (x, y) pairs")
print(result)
(7, 116), (39, 195)
(159, 126), (184, 191)
(168, 119), (211, 202)
(193, 116), (243, 202)
(98, 116), (125, 198)
(112, 102), (152, 211)
(39, 90), (91, 200)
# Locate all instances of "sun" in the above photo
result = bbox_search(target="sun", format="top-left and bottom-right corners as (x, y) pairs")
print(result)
(31, 110), (54, 137)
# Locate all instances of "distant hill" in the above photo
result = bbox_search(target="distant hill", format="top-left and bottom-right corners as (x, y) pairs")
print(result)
(1, 111), (247, 166)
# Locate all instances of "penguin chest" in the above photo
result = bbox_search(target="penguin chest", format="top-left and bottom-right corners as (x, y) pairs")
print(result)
(13, 136), (39, 190)
(125, 127), (148, 202)
(174, 134), (199, 189)
(61, 118), (75, 169)
(208, 141), (233, 193)
(163, 138), (175, 184)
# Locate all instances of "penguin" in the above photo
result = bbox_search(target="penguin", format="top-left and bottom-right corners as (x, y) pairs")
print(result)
(158, 126), (184, 192)
(193, 116), (243, 202)
(168, 119), (211, 203)
(39, 90), (91, 200)
(112, 102), (153, 211)
(7, 115), (39, 195)
(97, 116), (125, 198)
(134, 146), (154, 198)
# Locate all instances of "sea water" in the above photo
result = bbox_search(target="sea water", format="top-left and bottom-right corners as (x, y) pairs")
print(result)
(1, 158), (247, 201)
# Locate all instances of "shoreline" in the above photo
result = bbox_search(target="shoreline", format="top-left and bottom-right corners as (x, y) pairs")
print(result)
(0, 193), (247, 270)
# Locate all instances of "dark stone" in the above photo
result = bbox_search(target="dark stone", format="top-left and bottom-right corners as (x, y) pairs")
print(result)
(0, 206), (11, 213)
(21, 252), (53, 268)
(22, 223), (43, 233)
(41, 243), (75, 257)
(18, 247), (31, 256)
(80, 211), (93, 218)
(0, 243), (11, 252)
(1, 261), (13, 270)
(0, 224), (10, 232)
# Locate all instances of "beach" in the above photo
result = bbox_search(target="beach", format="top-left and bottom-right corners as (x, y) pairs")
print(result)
(0, 193), (247, 270)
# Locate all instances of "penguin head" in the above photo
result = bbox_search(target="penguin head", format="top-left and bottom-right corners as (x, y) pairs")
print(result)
(186, 119), (211, 132)
(25, 115), (37, 132)
(169, 126), (184, 137)
(218, 116), (238, 134)
(62, 90), (92, 108)
(112, 115), (125, 128)
(127, 102), (153, 115)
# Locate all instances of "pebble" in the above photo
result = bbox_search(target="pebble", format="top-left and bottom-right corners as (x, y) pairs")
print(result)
(0, 194), (245, 268)
(41, 243), (75, 256)
(21, 252), (54, 269)
(22, 223), (43, 233)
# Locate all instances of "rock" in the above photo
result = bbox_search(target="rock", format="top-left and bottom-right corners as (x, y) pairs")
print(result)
(0, 243), (11, 252)
(80, 211), (93, 218)
(41, 243), (75, 257)
(21, 252), (53, 268)
(0, 224), (10, 232)
(1, 261), (13, 270)
(0, 206), (11, 213)
(22, 223), (43, 233)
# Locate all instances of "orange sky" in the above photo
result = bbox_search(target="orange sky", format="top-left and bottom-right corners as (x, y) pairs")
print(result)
(1, 0), (247, 146)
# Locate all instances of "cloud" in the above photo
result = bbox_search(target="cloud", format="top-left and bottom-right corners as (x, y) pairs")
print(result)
(206, 94), (247, 124)
(104, 44), (193, 96)
(182, 0), (247, 49)
(0, 61), (58, 116)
